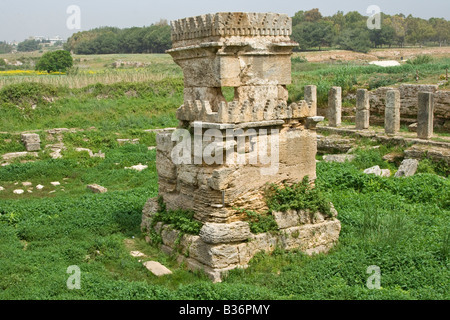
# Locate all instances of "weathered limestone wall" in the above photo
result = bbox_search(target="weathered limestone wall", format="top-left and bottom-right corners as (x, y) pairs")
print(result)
(370, 84), (450, 130)
(141, 12), (340, 282)
(155, 120), (319, 224)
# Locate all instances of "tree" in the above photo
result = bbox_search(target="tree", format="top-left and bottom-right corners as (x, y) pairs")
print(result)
(338, 27), (372, 53)
(304, 8), (322, 23)
(35, 50), (73, 73)
(292, 21), (334, 50)
(429, 18), (450, 46)
(406, 17), (435, 45)
(17, 39), (41, 52)
(344, 11), (365, 28)
(0, 41), (13, 54)
(292, 10), (305, 26)
(384, 15), (406, 47)
(369, 25), (396, 48)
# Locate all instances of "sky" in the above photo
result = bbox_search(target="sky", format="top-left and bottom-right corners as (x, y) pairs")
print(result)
(1, 0), (449, 42)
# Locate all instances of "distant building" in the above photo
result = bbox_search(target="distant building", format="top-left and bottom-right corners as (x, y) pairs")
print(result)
(33, 35), (65, 45)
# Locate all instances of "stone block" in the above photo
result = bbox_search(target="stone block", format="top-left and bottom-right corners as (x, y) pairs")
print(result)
(385, 90), (400, 134)
(394, 158), (419, 177)
(143, 261), (172, 276)
(87, 184), (107, 193)
(355, 109), (370, 130)
(199, 221), (251, 244)
(328, 87), (342, 127)
(417, 92), (434, 139)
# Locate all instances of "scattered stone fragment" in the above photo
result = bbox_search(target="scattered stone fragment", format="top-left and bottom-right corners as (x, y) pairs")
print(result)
(381, 169), (391, 177)
(75, 148), (94, 157)
(75, 148), (105, 158)
(143, 261), (172, 276)
(87, 184), (108, 193)
(50, 181), (60, 186)
(36, 185), (44, 190)
(93, 150), (105, 158)
(13, 189), (24, 195)
(21, 133), (41, 151)
(2, 152), (38, 161)
(148, 146), (156, 151)
(46, 143), (66, 159)
(27, 190), (33, 193)
(117, 138), (139, 145)
(322, 154), (356, 163)
(22, 182), (32, 187)
(363, 165), (382, 176)
(130, 251), (146, 257)
(125, 163), (148, 171)
(394, 159), (419, 177)
(0, 186), (4, 191)
(49, 190), (56, 194)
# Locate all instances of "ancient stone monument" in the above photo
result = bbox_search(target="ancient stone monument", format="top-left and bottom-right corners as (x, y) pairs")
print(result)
(355, 89), (370, 130)
(141, 12), (341, 282)
(417, 92), (434, 139)
(385, 89), (400, 134)
(328, 87), (342, 127)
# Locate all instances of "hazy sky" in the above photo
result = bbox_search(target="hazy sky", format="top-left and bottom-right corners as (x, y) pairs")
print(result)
(1, 0), (449, 42)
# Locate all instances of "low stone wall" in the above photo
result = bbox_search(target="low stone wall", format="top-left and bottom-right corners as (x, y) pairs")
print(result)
(141, 198), (341, 282)
(370, 84), (450, 130)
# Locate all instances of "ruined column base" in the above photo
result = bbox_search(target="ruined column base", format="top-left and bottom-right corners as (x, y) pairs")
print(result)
(141, 198), (341, 282)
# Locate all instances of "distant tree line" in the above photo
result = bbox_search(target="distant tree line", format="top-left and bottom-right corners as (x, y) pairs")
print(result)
(64, 20), (171, 54)
(36, 10), (450, 56)
(291, 9), (450, 53)
(0, 41), (13, 54)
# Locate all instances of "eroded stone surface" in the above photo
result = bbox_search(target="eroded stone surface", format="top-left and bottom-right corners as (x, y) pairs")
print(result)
(199, 221), (252, 244)
(323, 154), (356, 163)
(394, 159), (419, 177)
(143, 261), (172, 276)
(141, 12), (341, 282)
(87, 184), (108, 193)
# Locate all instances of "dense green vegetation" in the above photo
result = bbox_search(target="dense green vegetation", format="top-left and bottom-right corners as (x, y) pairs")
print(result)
(291, 9), (450, 53)
(0, 41), (13, 54)
(64, 22), (171, 55)
(59, 9), (450, 55)
(0, 45), (449, 300)
(35, 50), (73, 73)
(0, 148), (448, 299)
(17, 39), (41, 52)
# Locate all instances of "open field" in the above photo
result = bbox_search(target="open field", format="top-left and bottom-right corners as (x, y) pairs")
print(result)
(0, 48), (449, 300)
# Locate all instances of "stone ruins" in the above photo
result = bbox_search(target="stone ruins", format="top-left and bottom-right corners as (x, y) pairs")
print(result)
(141, 12), (341, 282)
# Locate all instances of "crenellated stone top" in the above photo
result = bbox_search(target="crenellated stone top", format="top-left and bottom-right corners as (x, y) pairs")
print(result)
(171, 12), (292, 43)
(177, 85), (318, 124)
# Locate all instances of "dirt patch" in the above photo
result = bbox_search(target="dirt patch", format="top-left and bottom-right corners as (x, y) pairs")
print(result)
(298, 47), (450, 63)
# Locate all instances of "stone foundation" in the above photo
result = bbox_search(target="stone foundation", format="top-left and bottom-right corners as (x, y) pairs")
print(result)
(141, 198), (341, 282)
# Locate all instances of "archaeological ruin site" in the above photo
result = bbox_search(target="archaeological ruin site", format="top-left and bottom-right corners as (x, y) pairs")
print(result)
(141, 12), (342, 282)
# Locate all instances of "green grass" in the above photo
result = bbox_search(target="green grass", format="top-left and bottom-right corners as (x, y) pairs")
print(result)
(0, 152), (448, 299)
(0, 52), (449, 300)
